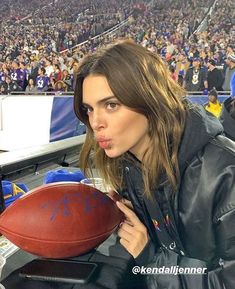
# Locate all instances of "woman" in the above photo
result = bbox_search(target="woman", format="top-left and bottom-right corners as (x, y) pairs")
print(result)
(61, 69), (73, 91)
(54, 80), (67, 93)
(74, 41), (235, 289)
(204, 89), (222, 118)
(25, 78), (37, 93)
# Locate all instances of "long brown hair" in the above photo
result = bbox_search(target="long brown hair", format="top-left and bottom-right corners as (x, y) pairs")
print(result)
(74, 40), (187, 197)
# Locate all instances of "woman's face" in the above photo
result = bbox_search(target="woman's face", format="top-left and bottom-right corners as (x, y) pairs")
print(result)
(82, 75), (150, 161)
(29, 79), (34, 85)
(63, 69), (68, 76)
(208, 94), (217, 103)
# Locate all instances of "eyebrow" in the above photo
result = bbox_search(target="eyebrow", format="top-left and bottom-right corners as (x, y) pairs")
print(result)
(82, 95), (116, 107)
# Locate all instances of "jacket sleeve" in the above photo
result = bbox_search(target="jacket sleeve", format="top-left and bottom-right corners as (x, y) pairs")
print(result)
(178, 137), (235, 289)
(178, 204), (235, 289)
(134, 240), (157, 266)
(212, 196), (235, 287)
(135, 245), (226, 289)
(134, 139), (235, 289)
(210, 138), (235, 289)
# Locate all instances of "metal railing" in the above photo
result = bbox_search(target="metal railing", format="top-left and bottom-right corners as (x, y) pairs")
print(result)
(0, 134), (85, 178)
(60, 18), (130, 54)
(3, 91), (231, 96)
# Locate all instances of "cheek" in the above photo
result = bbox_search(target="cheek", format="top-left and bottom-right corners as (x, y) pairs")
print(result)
(113, 114), (148, 143)
(112, 118), (130, 138)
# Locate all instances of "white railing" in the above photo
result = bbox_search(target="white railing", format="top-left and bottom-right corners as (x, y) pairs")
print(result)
(60, 18), (130, 54)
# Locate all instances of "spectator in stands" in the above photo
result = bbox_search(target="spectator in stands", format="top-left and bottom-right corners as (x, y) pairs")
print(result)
(206, 59), (224, 91)
(222, 54), (235, 92)
(175, 53), (190, 86)
(10, 60), (25, 90)
(0, 75), (22, 94)
(169, 64), (177, 82)
(25, 78), (37, 93)
(0, 65), (4, 85)
(69, 57), (79, 89)
(35, 67), (50, 92)
(61, 69), (73, 91)
(19, 61), (29, 90)
(184, 57), (208, 93)
(74, 41), (235, 289)
(51, 64), (62, 82)
(0, 63), (8, 85)
(54, 80), (67, 92)
(44, 59), (54, 77)
(227, 44), (234, 56)
(28, 61), (39, 83)
(204, 89), (222, 117)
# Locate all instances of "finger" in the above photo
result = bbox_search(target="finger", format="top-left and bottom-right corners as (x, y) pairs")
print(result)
(121, 198), (133, 209)
(119, 237), (129, 249)
(107, 190), (122, 202)
(117, 226), (133, 242)
(122, 219), (133, 226)
(120, 222), (137, 235)
(116, 201), (141, 226)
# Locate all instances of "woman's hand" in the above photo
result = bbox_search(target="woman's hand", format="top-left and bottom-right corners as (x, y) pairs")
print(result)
(116, 201), (149, 258)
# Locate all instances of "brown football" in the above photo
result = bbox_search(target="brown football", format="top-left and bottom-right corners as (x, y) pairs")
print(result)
(0, 182), (122, 258)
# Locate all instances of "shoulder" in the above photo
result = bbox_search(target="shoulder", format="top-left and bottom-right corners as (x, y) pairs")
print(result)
(204, 136), (235, 175)
(180, 134), (235, 213)
(220, 98), (235, 140)
(178, 135), (235, 259)
(209, 135), (235, 154)
(186, 67), (193, 74)
(186, 135), (235, 186)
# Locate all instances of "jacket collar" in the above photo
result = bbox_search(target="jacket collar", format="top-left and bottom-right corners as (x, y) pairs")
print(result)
(178, 104), (223, 174)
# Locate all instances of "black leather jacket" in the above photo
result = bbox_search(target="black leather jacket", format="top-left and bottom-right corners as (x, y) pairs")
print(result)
(120, 105), (235, 289)
(220, 97), (235, 141)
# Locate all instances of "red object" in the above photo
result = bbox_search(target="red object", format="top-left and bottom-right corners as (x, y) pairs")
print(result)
(0, 182), (122, 258)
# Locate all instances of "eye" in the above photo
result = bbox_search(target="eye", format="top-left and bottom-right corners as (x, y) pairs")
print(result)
(106, 102), (120, 111)
(81, 105), (93, 114)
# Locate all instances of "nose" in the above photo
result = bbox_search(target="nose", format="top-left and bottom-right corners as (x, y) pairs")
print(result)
(89, 109), (105, 131)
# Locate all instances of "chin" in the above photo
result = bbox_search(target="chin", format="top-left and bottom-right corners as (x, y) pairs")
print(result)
(104, 148), (123, 158)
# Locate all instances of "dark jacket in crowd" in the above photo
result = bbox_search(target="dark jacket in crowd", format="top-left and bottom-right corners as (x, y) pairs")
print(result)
(220, 97), (235, 141)
(120, 105), (235, 289)
(207, 68), (224, 91)
(1, 81), (22, 94)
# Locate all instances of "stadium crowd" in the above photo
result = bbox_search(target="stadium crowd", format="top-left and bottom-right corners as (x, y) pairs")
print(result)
(0, 0), (50, 22)
(0, 0), (234, 96)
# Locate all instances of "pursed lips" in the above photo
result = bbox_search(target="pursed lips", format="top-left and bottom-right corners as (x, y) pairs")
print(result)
(96, 137), (112, 149)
